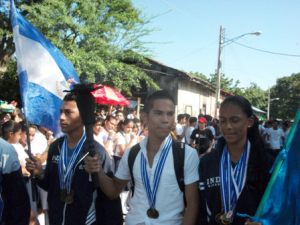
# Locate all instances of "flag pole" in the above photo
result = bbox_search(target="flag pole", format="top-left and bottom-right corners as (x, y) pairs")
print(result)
(25, 118), (36, 202)
(255, 106), (300, 218)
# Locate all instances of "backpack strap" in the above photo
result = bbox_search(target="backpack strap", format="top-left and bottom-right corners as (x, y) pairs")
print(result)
(128, 143), (141, 197)
(172, 140), (186, 206)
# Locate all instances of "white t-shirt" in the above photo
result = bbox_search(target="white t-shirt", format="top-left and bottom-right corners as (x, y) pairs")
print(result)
(97, 129), (115, 156)
(115, 132), (131, 157)
(259, 124), (265, 135)
(127, 113), (135, 119)
(268, 128), (284, 149)
(185, 126), (194, 144)
(13, 142), (27, 163)
(176, 123), (185, 143)
(115, 136), (199, 225)
(94, 133), (105, 147)
(264, 128), (269, 142)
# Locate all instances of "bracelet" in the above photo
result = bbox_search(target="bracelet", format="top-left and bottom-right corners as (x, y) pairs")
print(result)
(36, 172), (45, 179)
(107, 137), (112, 141)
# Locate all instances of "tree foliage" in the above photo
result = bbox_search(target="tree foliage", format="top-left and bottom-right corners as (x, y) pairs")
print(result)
(0, 59), (22, 103)
(1, 0), (161, 95)
(270, 73), (300, 119)
(243, 82), (268, 111)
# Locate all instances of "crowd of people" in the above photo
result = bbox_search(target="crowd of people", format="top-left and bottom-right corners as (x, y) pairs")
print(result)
(0, 91), (292, 225)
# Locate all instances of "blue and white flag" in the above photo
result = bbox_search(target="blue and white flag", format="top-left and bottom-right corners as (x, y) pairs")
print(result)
(10, 0), (80, 136)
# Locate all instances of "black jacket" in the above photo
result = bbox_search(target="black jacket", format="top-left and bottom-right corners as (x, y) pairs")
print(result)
(198, 139), (274, 225)
(36, 137), (122, 225)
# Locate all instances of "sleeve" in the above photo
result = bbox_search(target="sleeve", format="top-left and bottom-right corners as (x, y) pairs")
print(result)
(198, 160), (208, 225)
(1, 145), (30, 224)
(94, 141), (113, 174)
(114, 147), (132, 180)
(117, 133), (126, 145)
(176, 124), (182, 135)
(184, 145), (200, 185)
(190, 129), (196, 140)
(280, 130), (285, 137)
(267, 129), (271, 135)
(35, 139), (58, 191)
(208, 130), (214, 140)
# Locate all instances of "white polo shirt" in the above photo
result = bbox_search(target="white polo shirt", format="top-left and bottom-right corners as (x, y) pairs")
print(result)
(115, 136), (199, 225)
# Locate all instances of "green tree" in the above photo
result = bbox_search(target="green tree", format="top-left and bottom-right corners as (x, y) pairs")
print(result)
(270, 73), (300, 119)
(189, 71), (210, 82)
(243, 82), (268, 111)
(1, 0), (160, 94)
(0, 59), (22, 104)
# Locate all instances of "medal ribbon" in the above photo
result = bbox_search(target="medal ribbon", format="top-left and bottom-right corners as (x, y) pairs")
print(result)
(140, 134), (172, 209)
(58, 133), (86, 193)
(220, 139), (250, 221)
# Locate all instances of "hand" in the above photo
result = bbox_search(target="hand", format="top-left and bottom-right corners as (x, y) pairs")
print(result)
(130, 132), (136, 140)
(25, 154), (43, 176)
(108, 130), (115, 138)
(245, 218), (261, 225)
(85, 154), (102, 174)
(47, 138), (55, 146)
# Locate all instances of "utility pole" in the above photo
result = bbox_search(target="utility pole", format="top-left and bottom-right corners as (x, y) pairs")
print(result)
(267, 88), (270, 120)
(215, 26), (224, 118)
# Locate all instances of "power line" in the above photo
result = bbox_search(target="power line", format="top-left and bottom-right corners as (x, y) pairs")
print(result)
(231, 41), (300, 57)
(167, 40), (218, 64)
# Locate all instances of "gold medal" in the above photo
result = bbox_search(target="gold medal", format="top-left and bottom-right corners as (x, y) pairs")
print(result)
(65, 195), (73, 204)
(147, 207), (159, 219)
(61, 189), (74, 204)
(220, 214), (231, 224)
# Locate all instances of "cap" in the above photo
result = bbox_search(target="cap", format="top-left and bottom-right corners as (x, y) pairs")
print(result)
(198, 117), (207, 123)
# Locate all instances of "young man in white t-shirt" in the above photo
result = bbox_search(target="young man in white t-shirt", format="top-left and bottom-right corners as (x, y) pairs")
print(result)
(185, 117), (197, 146)
(85, 90), (199, 225)
(176, 114), (187, 142)
(267, 120), (285, 157)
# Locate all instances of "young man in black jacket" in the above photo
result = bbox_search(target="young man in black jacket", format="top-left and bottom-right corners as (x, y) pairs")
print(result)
(26, 93), (122, 224)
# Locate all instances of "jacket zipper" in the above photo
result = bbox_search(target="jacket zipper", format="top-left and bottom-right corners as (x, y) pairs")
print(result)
(61, 149), (89, 224)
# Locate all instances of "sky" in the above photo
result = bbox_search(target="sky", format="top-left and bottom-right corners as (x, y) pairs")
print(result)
(131, 0), (300, 91)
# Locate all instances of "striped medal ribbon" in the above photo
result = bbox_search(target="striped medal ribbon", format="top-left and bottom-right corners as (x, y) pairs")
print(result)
(59, 133), (86, 193)
(219, 139), (250, 222)
(140, 135), (172, 219)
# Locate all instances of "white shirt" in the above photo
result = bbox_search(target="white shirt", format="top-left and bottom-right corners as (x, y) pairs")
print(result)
(97, 129), (115, 156)
(31, 129), (48, 166)
(13, 142), (27, 163)
(127, 113), (135, 119)
(115, 136), (199, 225)
(176, 123), (185, 143)
(185, 126), (194, 144)
(115, 132), (131, 157)
(259, 124), (265, 135)
(94, 133), (105, 147)
(264, 128), (269, 142)
(268, 128), (284, 149)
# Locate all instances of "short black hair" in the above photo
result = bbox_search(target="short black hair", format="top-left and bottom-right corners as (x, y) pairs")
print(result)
(105, 115), (117, 122)
(184, 113), (190, 121)
(282, 122), (289, 127)
(63, 93), (77, 101)
(19, 120), (37, 132)
(133, 118), (140, 123)
(143, 90), (175, 115)
(94, 117), (104, 126)
(189, 117), (197, 124)
(116, 111), (124, 116)
(177, 114), (185, 122)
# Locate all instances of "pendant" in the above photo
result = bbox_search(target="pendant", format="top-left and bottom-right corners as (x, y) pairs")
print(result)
(60, 188), (74, 204)
(225, 210), (233, 219)
(220, 214), (231, 224)
(215, 208), (224, 224)
(147, 207), (159, 219)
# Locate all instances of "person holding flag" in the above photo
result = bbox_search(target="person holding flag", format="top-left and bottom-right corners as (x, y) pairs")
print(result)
(197, 96), (274, 225)
(85, 90), (200, 225)
(26, 93), (123, 224)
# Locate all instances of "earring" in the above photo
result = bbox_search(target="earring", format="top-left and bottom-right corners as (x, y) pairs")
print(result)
(248, 126), (250, 128)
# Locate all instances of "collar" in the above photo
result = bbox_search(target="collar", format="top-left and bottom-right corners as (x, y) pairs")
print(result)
(140, 135), (169, 157)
